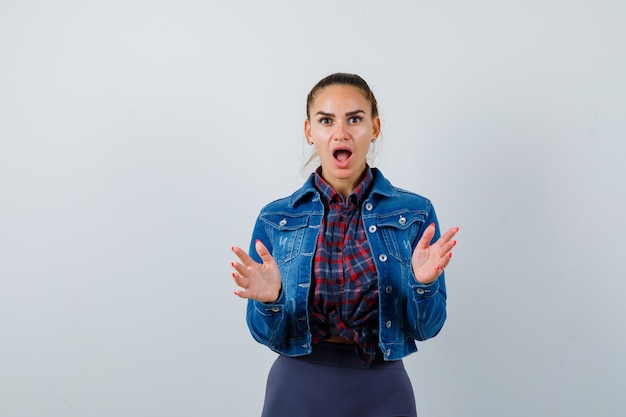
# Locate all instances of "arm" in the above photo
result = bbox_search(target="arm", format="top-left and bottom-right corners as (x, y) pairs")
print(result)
(231, 218), (285, 347)
(407, 208), (459, 340)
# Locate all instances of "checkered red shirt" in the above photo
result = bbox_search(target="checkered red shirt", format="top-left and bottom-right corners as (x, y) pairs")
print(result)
(309, 167), (380, 365)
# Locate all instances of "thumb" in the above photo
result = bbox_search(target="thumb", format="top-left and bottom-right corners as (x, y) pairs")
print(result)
(255, 240), (273, 263)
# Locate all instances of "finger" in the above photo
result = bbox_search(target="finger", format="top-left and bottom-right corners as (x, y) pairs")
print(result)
(438, 226), (460, 245)
(231, 269), (249, 289)
(438, 252), (453, 270)
(255, 240), (274, 265)
(231, 259), (256, 278)
(233, 287), (251, 299)
(231, 246), (256, 268)
(416, 222), (436, 249)
(438, 239), (457, 257)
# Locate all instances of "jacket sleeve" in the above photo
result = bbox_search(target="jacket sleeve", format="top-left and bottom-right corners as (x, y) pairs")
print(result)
(405, 203), (448, 341)
(244, 214), (288, 349)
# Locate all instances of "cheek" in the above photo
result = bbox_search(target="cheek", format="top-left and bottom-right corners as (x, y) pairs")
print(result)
(314, 143), (328, 157)
(355, 128), (374, 144)
(311, 128), (332, 142)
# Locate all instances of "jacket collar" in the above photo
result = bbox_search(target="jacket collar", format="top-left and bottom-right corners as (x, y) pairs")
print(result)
(287, 167), (398, 209)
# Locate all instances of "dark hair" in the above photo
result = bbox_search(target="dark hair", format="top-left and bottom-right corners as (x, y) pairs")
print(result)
(306, 73), (379, 120)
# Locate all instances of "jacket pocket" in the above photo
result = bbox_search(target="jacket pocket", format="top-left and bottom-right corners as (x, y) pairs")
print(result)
(260, 212), (310, 265)
(377, 210), (427, 265)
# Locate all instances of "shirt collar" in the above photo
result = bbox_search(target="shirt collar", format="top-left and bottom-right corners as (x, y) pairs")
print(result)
(287, 167), (398, 209)
(313, 166), (374, 206)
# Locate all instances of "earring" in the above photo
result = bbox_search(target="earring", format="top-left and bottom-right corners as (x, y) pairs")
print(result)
(307, 140), (313, 145)
(371, 139), (376, 143)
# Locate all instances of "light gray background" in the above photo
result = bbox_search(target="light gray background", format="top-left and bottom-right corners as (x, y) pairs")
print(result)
(1, 1), (624, 416)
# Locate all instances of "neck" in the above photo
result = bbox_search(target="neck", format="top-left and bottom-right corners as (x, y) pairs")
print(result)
(320, 166), (367, 200)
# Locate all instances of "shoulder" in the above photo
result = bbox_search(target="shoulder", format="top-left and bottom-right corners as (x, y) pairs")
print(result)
(258, 176), (321, 215)
(371, 168), (433, 211)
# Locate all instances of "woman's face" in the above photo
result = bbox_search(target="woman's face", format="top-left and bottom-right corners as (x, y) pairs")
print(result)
(304, 84), (380, 197)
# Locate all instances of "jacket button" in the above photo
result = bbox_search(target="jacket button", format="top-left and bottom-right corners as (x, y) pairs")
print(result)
(279, 219), (287, 227)
(385, 320), (392, 328)
(368, 225), (377, 233)
(385, 286), (392, 294)
(385, 349), (391, 356)
(399, 216), (406, 225)
(416, 288), (425, 295)
(378, 254), (387, 262)
(365, 202), (373, 211)
(271, 307), (280, 312)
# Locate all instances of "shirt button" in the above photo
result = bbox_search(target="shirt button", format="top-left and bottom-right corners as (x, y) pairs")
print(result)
(398, 216), (406, 225)
(368, 225), (377, 233)
(279, 219), (287, 227)
(416, 288), (425, 295)
(378, 254), (387, 262)
(385, 320), (392, 328)
(365, 202), (373, 211)
(385, 286), (392, 294)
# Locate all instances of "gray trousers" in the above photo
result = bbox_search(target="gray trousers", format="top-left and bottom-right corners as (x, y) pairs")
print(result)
(260, 343), (418, 417)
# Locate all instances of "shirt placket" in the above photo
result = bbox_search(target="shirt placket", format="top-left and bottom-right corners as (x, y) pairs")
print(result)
(328, 200), (346, 307)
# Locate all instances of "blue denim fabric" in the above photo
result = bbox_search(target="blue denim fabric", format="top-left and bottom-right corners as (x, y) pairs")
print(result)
(246, 168), (447, 361)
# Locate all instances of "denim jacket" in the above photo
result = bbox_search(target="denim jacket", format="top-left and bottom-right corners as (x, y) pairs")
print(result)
(246, 168), (447, 361)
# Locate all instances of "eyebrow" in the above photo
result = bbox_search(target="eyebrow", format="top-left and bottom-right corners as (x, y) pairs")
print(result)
(315, 109), (366, 117)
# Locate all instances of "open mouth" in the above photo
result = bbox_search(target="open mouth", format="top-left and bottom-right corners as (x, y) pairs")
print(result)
(333, 149), (352, 162)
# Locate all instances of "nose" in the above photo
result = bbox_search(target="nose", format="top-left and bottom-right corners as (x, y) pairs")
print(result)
(331, 121), (349, 141)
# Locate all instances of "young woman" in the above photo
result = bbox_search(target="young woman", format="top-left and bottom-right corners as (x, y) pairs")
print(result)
(231, 73), (459, 417)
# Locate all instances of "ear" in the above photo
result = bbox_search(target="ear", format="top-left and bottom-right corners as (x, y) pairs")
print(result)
(372, 116), (381, 139)
(304, 119), (312, 142)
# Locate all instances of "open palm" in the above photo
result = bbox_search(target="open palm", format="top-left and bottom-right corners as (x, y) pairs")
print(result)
(231, 240), (282, 303)
(412, 223), (459, 284)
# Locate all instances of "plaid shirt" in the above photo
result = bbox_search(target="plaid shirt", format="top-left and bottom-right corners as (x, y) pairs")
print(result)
(309, 167), (380, 365)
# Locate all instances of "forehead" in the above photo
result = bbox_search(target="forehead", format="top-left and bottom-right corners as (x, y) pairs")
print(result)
(311, 84), (370, 110)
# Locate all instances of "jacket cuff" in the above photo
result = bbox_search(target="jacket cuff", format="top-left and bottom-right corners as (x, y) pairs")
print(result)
(253, 287), (285, 315)
(409, 278), (440, 299)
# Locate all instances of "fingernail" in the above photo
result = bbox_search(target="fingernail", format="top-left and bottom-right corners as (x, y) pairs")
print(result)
(449, 252), (453, 258)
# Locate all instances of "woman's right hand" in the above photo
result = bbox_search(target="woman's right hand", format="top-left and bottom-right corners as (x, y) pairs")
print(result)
(231, 240), (282, 303)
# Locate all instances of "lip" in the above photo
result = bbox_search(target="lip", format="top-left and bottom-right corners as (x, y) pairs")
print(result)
(332, 146), (353, 169)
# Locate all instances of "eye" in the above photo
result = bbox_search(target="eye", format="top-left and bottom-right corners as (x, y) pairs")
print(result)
(348, 116), (362, 124)
(319, 117), (332, 125)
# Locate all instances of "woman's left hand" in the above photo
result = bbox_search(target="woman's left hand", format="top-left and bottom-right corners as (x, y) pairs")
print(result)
(411, 223), (459, 284)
